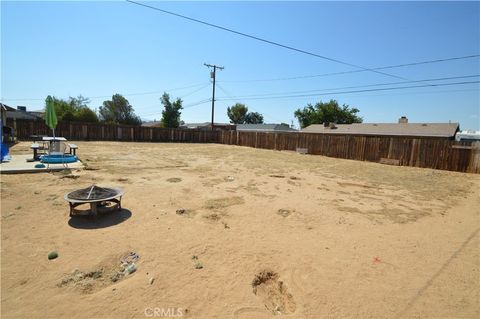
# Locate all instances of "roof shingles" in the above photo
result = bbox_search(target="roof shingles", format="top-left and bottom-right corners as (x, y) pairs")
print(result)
(301, 123), (459, 138)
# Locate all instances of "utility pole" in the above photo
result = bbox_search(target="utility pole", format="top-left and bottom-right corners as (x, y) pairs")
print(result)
(204, 63), (224, 130)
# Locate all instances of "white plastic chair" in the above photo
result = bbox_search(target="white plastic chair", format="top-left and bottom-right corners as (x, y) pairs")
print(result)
(46, 140), (68, 169)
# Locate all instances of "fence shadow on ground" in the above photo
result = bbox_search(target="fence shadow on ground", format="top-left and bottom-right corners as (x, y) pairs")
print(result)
(68, 209), (132, 229)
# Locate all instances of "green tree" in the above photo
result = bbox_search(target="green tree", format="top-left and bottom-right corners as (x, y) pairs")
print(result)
(294, 99), (362, 129)
(99, 94), (141, 125)
(69, 95), (98, 122)
(47, 95), (98, 122)
(245, 111), (264, 124)
(50, 97), (73, 120)
(227, 103), (248, 124)
(227, 103), (264, 124)
(75, 107), (99, 122)
(160, 92), (183, 128)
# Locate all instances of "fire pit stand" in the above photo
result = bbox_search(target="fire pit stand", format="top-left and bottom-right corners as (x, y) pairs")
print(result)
(64, 185), (125, 217)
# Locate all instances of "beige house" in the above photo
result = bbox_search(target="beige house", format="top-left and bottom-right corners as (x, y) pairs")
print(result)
(301, 117), (459, 139)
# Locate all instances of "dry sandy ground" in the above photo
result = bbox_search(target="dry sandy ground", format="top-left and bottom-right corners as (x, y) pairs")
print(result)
(1, 141), (479, 319)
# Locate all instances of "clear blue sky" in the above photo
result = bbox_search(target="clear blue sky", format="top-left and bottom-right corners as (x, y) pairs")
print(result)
(2, 1), (479, 129)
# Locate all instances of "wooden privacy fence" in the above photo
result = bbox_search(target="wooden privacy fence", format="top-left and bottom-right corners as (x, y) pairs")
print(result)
(8, 119), (220, 143)
(218, 130), (480, 174)
(7, 119), (480, 173)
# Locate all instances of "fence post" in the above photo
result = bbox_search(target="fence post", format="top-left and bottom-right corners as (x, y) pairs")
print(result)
(101, 126), (105, 140)
(468, 141), (480, 173)
(82, 125), (87, 140)
(409, 139), (417, 166)
(131, 127), (134, 141)
(362, 136), (367, 161)
(255, 132), (258, 148)
(274, 133), (277, 150)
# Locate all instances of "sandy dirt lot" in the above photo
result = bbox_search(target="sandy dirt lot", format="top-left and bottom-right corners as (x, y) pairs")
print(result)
(1, 141), (479, 319)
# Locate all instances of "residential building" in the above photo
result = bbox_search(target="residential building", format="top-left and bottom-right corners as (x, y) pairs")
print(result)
(301, 117), (459, 139)
(179, 122), (236, 130)
(236, 123), (297, 133)
(1, 104), (43, 120)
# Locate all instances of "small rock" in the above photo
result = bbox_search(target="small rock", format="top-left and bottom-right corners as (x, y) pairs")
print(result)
(277, 209), (292, 217)
(48, 251), (58, 260)
(3, 212), (15, 219)
(149, 277), (155, 285)
(226, 176), (235, 182)
(194, 262), (203, 269)
(176, 209), (186, 215)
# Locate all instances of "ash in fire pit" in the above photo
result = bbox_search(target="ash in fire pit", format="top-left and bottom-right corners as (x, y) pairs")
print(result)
(65, 185), (125, 217)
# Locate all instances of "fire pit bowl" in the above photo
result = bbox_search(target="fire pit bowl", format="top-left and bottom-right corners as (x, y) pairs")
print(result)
(64, 185), (125, 217)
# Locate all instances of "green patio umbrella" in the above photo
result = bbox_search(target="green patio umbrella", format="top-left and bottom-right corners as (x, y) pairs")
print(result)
(45, 95), (58, 138)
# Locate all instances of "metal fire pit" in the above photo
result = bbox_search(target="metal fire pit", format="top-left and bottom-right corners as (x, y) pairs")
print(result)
(64, 185), (125, 217)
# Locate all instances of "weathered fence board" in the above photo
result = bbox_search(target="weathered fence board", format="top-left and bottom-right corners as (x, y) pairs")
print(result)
(217, 131), (477, 173)
(7, 119), (479, 173)
(8, 119), (221, 144)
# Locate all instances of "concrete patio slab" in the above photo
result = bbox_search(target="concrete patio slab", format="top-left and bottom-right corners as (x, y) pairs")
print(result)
(0, 154), (84, 174)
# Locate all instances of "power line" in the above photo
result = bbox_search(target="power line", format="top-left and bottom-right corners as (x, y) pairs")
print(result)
(215, 80), (480, 102)
(144, 86), (479, 116)
(184, 98), (212, 109)
(126, 0), (406, 80)
(0, 82), (209, 102)
(133, 85), (211, 112)
(89, 83), (209, 99)
(327, 87), (480, 99)
(142, 98), (211, 117)
(217, 75), (480, 99)
(219, 54), (480, 83)
(179, 83), (211, 99)
(141, 86), (478, 117)
(216, 83), (283, 123)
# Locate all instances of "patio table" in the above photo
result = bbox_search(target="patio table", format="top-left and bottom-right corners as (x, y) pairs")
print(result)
(42, 137), (67, 141)
(29, 137), (68, 161)
(42, 137), (67, 153)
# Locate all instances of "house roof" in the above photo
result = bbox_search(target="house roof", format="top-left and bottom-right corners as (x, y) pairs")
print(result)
(301, 123), (460, 138)
(0, 103), (16, 112)
(236, 124), (297, 132)
(142, 121), (162, 127)
(179, 122), (234, 129)
(1, 104), (42, 120)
